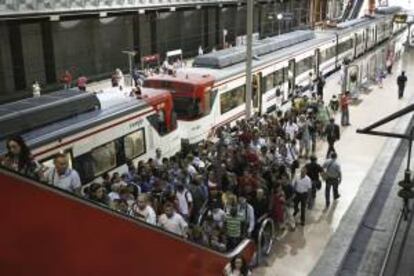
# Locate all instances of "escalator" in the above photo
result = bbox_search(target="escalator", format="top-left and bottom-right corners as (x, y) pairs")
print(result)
(349, 0), (365, 19)
(0, 168), (255, 276)
(341, 0), (365, 21)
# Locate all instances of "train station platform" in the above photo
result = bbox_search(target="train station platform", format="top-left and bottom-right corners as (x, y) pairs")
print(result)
(255, 48), (414, 276)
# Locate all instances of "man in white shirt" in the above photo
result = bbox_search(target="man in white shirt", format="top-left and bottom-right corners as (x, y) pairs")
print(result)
(155, 148), (163, 167)
(158, 202), (188, 237)
(284, 119), (299, 141)
(46, 153), (81, 195)
(238, 196), (255, 237)
(129, 194), (156, 225)
(175, 183), (193, 221)
(293, 167), (312, 226)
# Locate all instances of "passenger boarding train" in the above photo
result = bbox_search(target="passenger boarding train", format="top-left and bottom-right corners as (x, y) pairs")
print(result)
(0, 8), (407, 184)
(144, 11), (407, 144)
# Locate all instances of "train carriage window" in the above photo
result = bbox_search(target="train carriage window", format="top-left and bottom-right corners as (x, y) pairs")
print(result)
(320, 46), (336, 64)
(295, 56), (314, 76)
(265, 74), (274, 91)
(124, 129), (146, 160)
(274, 69), (284, 86)
(220, 85), (246, 114)
(338, 39), (354, 54)
(91, 141), (117, 176)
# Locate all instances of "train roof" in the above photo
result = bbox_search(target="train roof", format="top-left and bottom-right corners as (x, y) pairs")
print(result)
(145, 71), (215, 86)
(0, 88), (161, 155)
(0, 90), (100, 141)
(176, 32), (335, 84)
(193, 30), (315, 69)
(323, 15), (390, 36)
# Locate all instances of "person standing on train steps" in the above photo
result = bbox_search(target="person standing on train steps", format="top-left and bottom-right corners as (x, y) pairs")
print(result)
(397, 71), (407, 99)
(323, 152), (342, 208)
(325, 118), (340, 159)
(45, 153), (81, 195)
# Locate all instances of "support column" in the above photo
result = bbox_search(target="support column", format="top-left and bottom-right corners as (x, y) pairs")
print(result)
(149, 11), (157, 54)
(234, 5), (239, 37)
(256, 3), (262, 38)
(177, 11), (183, 54)
(133, 14), (141, 65)
(41, 21), (56, 84)
(8, 22), (26, 90)
(215, 6), (221, 48)
(203, 8), (209, 50)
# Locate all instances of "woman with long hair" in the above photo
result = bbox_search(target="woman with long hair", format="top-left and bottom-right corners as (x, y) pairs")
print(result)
(224, 255), (251, 276)
(87, 183), (109, 205)
(1, 136), (41, 180)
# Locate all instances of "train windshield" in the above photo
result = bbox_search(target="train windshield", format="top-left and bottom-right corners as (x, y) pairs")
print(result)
(144, 79), (212, 121)
(172, 96), (202, 119)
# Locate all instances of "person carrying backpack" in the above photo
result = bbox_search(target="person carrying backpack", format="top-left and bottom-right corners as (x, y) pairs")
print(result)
(322, 152), (342, 208)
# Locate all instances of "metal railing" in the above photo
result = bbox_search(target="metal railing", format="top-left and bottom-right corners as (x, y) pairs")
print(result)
(256, 216), (275, 265)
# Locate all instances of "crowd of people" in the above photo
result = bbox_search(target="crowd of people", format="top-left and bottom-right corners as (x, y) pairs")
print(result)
(1, 81), (345, 257)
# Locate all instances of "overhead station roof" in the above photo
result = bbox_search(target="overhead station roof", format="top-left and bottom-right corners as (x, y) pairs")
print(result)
(0, 90), (100, 140)
(193, 30), (315, 69)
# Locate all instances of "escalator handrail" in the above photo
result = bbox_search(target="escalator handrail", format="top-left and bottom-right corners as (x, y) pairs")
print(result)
(0, 166), (254, 259)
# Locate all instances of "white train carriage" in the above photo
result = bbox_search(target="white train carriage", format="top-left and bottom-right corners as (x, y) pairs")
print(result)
(143, 13), (402, 144)
(0, 89), (181, 184)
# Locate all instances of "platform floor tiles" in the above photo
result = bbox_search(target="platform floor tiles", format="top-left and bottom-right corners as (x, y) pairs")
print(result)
(255, 49), (414, 276)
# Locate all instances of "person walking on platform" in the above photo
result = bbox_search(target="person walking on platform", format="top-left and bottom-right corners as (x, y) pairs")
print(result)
(293, 167), (312, 226)
(324, 118), (340, 159)
(305, 156), (324, 209)
(323, 153), (342, 208)
(340, 91), (351, 126)
(397, 71), (407, 99)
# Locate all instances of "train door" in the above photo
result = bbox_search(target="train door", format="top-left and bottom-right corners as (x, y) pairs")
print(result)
(354, 33), (358, 59)
(368, 54), (377, 83)
(363, 29), (367, 53)
(314, 49), (320, 74)
(252, 73), (261, 115)
(288, 59), (295, 98)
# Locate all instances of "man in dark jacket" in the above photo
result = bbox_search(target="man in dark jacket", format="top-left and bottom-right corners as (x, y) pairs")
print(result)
(325, 118), (340, 159)
(305, 156), (324, 209)
(397, 71), (407, 99)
